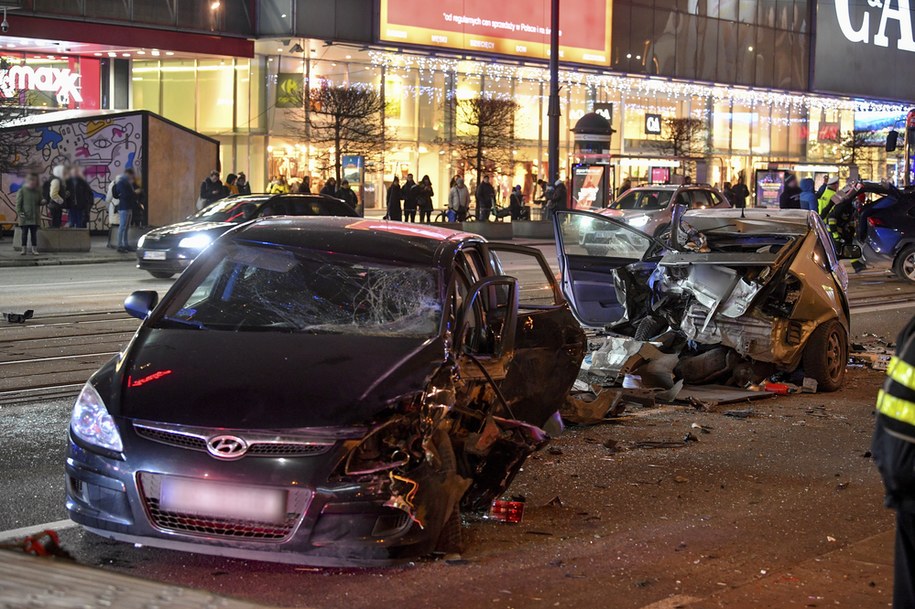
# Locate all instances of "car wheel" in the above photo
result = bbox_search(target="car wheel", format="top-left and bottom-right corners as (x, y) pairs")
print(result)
(802, 319), (847, 392)
(893, 245), (915, 282)
(148, 271), (174, 279)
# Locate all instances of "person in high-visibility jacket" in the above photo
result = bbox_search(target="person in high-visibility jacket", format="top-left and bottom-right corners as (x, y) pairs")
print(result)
(818, 175), (839, 216)
(873, 315), (915, 608)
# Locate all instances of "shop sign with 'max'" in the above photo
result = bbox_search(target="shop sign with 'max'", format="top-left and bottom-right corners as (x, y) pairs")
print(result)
(0, 65), (82, 104)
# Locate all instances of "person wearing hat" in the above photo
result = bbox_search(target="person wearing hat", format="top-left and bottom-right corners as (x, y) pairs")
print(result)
(236, 172), (251, 195)
(818, 175), (839, 217)
(546, 178), (568, 220)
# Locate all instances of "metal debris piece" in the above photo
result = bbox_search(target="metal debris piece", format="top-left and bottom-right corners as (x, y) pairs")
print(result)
(3, 309), (33, 324)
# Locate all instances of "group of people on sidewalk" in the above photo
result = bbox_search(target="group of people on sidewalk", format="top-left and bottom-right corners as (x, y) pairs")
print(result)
(199, 170), (251, 209)
(384, 174), (435, 222)
(14, 165), (144, 255)
(384, 173), (568, 223)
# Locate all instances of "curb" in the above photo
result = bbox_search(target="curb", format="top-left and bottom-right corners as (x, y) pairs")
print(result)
(0, 255), (133, 268)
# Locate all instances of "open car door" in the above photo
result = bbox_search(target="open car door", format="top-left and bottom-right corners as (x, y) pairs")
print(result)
(553, 210), (663, 328)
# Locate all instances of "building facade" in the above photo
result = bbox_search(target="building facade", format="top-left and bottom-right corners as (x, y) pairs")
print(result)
(2, 0), (913, 211)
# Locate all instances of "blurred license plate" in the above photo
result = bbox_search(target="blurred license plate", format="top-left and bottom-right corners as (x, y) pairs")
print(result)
(143, 251), (167, 260)
(159, 477), (287, 524)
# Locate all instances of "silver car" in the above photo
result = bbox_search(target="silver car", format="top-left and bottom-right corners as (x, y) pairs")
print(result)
(598, 185), (731, 237)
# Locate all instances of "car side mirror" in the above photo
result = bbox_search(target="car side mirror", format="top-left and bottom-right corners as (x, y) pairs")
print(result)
(456, 277), (519, 358)
(840, 244), (862, 260)
(124, 290), (158, 320)
(887, 130), (899, 152)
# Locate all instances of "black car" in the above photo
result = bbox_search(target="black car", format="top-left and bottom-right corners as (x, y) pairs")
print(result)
(67, 217), (586, 566)
(136, 194), (357, 278)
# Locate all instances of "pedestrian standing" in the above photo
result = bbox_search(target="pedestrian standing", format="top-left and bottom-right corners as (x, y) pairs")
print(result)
(475, 174), (496, 222)
(46, 165), (68, 228)
(545, 178), (568, 220)
(731, 175), (750, 209)
(336, 180), (358, 210)
(267, 175), (289, 195)
(449, 175), (470, 222)
(320, 177), (337, 196)
(799, 178), (818, 212)
(225, 173), (239, 196)
(779, 174), (801, 210)
(402, 174), (418, 223)
(114, 169), (141, 253)
(509, 185), (524, 220)
(66, 167), (93, 228)
(722, 182), (734, 205)
(298, 176), (311, 194)
(386, 176), (403, 221)
(417, 175), (434, 223)
(16, 173), (41, 255)
(200, 170), (226, 208)
(617, 178), (632, 198)
(873, 316), (915, 609)
(236, 172), (251, 195)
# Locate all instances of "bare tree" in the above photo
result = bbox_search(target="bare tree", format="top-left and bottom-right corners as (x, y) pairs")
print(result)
(0, 91), (32, 178)
(452, 97), (518, 188)
(288, 82), (389, 185)
(840, 129), (878, 167)
(653, 117), (708, 159)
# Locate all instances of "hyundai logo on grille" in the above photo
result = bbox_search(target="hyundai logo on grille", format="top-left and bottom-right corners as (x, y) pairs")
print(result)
(206, 435), (248, 460)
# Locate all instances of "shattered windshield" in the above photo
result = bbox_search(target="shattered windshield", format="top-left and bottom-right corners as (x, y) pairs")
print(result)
(191, 198), (269, 223)
(611, 189), (674, 211)
(155, 244), (442, 337)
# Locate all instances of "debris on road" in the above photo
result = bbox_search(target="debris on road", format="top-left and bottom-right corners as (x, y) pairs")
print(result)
(3, 309), (33, 324)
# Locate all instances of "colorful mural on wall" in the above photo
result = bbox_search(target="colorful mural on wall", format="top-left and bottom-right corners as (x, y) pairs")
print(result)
(0, 113), (143, 230)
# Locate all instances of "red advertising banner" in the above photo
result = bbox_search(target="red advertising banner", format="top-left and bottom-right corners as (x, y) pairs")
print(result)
(379, 0), (612, 66)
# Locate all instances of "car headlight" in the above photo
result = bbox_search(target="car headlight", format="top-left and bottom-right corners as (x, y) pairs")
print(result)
(70, 383), (123, 453)
(629, 215), (650, 228)
(178, 234), (212, 249)
(137, 234), (147, 248)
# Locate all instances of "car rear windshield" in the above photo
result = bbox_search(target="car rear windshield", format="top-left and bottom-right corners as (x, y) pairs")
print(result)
(611, 190), (673, 211)
(192, 198), (269, 223)
(154, 244), (442, 338)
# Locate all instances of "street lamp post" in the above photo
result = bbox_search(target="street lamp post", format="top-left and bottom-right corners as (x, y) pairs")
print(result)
(547, 0), (560, 184)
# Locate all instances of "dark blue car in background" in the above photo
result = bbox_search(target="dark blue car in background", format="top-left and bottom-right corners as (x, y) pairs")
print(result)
(849, 182), (915, 282)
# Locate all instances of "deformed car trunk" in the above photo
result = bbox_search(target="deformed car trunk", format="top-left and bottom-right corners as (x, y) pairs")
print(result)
(555, 208), (851, 391)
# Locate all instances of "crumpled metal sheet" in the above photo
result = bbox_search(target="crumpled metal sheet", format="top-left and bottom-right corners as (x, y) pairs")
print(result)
(680, 303), (775, 362)
(581, 335), (666, 383)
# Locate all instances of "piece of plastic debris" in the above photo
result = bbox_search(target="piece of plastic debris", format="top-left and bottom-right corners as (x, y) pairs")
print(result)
(836, 481), (849, 491)
(801, 377), (818, 393)
(723, 408), (754, 419)
(827, 536), (837, 542)
(489, 499), (525, 523)
(691, 423), (712, 434)
(683, 432), (700, 443)
(674, 476), (689, 483)
(4, 309), (33, 324)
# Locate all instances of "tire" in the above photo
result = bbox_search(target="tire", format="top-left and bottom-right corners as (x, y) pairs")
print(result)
(893, 245), (915, 283)
(148, 271), (174, 279)
(635, 315), (668, 340)
(802, 319), (848, 392)
(434, 211), (447, 223)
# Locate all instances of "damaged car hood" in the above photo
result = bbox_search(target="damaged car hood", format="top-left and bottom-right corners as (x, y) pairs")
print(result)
(112, 328), (443, 428)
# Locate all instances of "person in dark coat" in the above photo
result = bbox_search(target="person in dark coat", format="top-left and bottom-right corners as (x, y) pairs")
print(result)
(66, 167), (94, 228)
(417, 175), (434, 223)
(402, 173), (418, 223)
(298, 176), (311, 194)
(779, 174), (801, 210)
(200, 170), (226, 206)
(731, 175), (750, 209)
(320, 177), (337, 196)
(546, 178), (567, 219)
(873, 315), (915, 609)
(509, 185), (524, 220)
(336, 180), (358, 210)
(386, 176), (403, 221)
(475, 174), (496, 222)
(236, 172), (251, 195)
(114, 169), (141, 253)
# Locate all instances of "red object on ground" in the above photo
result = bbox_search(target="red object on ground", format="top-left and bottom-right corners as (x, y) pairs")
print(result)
(489, 500), (525, 523)
(763, 382), (791, 395)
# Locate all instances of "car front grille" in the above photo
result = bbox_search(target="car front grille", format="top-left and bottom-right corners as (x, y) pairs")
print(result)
(137, 472), (310, 541)
(133, 423), (334, 458)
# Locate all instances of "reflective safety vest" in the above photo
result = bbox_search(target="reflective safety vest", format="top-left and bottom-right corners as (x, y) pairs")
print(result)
(877, 355), (915, 441)
(818, 188), (836, 216)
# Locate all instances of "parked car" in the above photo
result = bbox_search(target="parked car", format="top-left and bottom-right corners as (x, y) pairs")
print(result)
(835, 181), (915, 282)
(136, 194), (357, 279)
(67, 217), (586, 566)
(555, 208), (854, 391)
(598, 184), (730, 238)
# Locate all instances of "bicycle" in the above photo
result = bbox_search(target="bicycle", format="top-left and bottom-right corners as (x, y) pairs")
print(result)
(433, 208), (477, 223)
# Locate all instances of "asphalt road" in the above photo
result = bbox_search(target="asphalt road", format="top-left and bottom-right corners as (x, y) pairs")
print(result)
(0, 256), (913, 608)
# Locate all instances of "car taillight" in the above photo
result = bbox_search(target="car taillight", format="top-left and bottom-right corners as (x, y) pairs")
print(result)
(868, 216), (886, 227)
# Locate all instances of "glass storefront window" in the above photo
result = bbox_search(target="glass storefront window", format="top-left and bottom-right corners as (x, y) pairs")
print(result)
(131, 61), (161, 114)
(197, 60), (236, 132)
(161, 59), (197, 129)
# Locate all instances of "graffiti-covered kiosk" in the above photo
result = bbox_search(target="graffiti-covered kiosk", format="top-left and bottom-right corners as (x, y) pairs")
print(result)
(0, 109), (219, 232)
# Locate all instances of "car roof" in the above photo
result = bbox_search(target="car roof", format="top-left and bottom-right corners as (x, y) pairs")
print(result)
(626, 184), (714, 191)
(228, 217), (483, 265)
